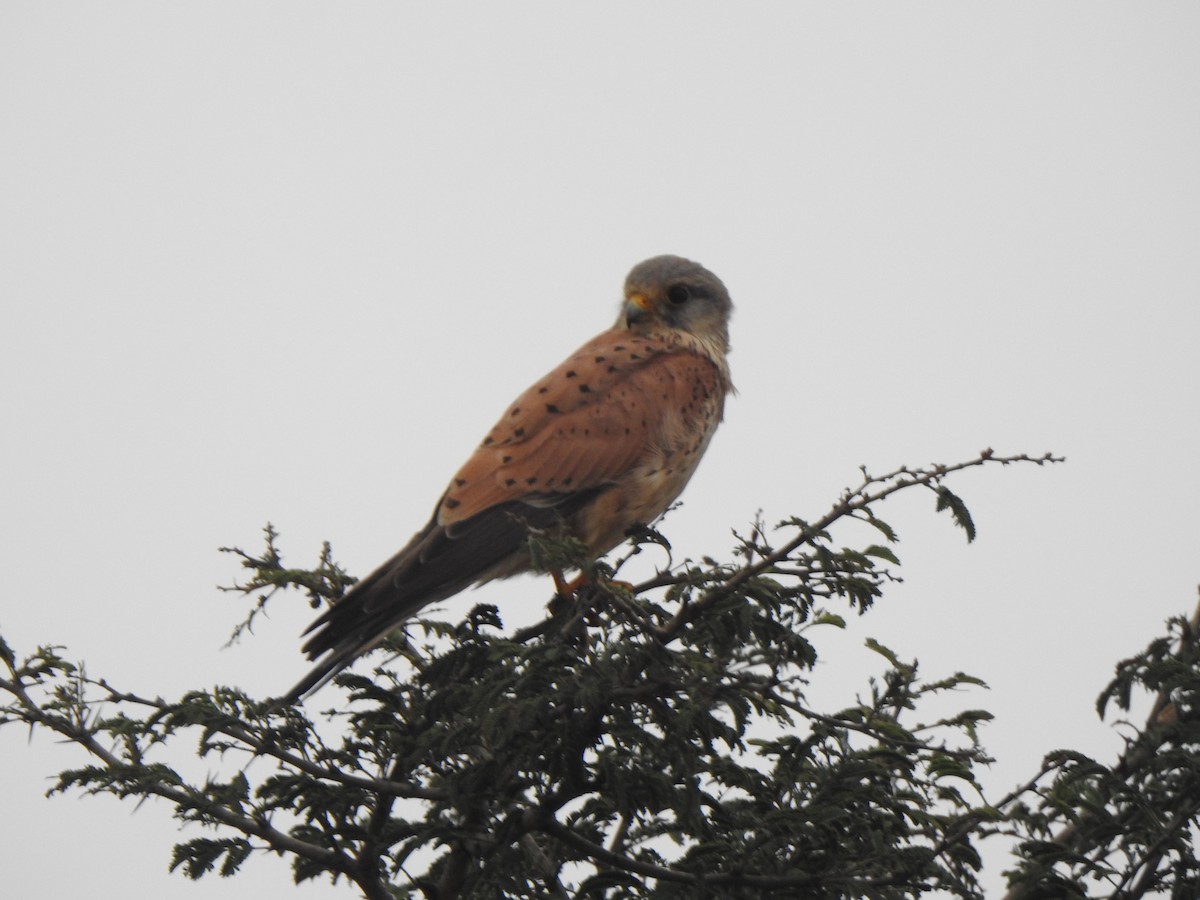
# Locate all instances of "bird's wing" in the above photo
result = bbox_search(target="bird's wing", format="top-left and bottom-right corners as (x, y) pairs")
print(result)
(437, 329), (676, 524)
(285, 330), (718, 702)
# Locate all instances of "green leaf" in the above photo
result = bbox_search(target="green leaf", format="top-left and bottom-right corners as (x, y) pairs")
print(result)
(813, 611), (847, 629)
(934, 485), (977, 542)
(170, 838), (253, 880)
(865, 637), (901, 667)
(863, 512), (899, 543)
(863, 544), (901, 565)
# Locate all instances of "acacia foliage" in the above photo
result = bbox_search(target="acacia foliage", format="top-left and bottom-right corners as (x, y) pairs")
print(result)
(4, 450), (1199, 899)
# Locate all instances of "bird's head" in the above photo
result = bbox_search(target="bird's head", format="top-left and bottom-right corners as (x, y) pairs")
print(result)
(620, 255), (733, 354)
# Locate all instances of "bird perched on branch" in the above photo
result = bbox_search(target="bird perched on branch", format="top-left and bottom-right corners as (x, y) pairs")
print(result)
(284, 255), (734, 701)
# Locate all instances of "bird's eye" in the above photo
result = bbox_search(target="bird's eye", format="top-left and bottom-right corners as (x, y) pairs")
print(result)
(667, 285), (690, 305)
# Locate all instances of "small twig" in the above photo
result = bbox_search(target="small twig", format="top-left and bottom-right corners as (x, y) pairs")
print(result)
(999, 591), (1200, 900)
(606, 812), (631, 855)
(657, 451), (1062, 641)
(2, 670), (350, 876)
(100, 684), (445, 801)
(519, 834), (570, 899)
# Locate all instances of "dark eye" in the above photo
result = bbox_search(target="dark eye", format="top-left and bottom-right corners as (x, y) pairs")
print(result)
(667, 284), (690, 305)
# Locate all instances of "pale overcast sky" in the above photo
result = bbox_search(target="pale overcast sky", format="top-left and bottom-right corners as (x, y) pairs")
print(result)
(3, 4), (1199, 898)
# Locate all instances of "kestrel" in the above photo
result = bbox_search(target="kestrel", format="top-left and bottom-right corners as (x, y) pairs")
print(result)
(285, 255), (734, 700)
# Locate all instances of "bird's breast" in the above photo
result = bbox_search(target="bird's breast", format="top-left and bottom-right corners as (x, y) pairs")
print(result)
(571, 377), (725, 557)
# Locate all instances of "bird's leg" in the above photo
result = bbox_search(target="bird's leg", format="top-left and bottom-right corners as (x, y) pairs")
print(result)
(553, 569), (636, 597)
(547, 569), (583, 619)
(552, 570), (586, 598)
(549, 569), (637, 629)
(547, 569), (602, 628)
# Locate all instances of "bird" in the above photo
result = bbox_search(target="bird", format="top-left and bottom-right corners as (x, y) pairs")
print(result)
(283, 255), (734, 701)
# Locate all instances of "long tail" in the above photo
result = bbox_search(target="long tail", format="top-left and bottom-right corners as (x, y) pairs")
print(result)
(278, 489), (606, 703)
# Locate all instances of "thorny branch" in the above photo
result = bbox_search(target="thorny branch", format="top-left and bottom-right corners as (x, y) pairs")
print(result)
(999, 589), (1200, 900)
(26, 449), (1200, 900)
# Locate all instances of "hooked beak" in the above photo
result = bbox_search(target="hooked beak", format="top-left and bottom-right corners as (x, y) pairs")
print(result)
(624, 292), (652, 324)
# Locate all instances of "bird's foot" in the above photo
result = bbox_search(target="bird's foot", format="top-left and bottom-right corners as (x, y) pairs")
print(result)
(551, 570), (634, 598)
